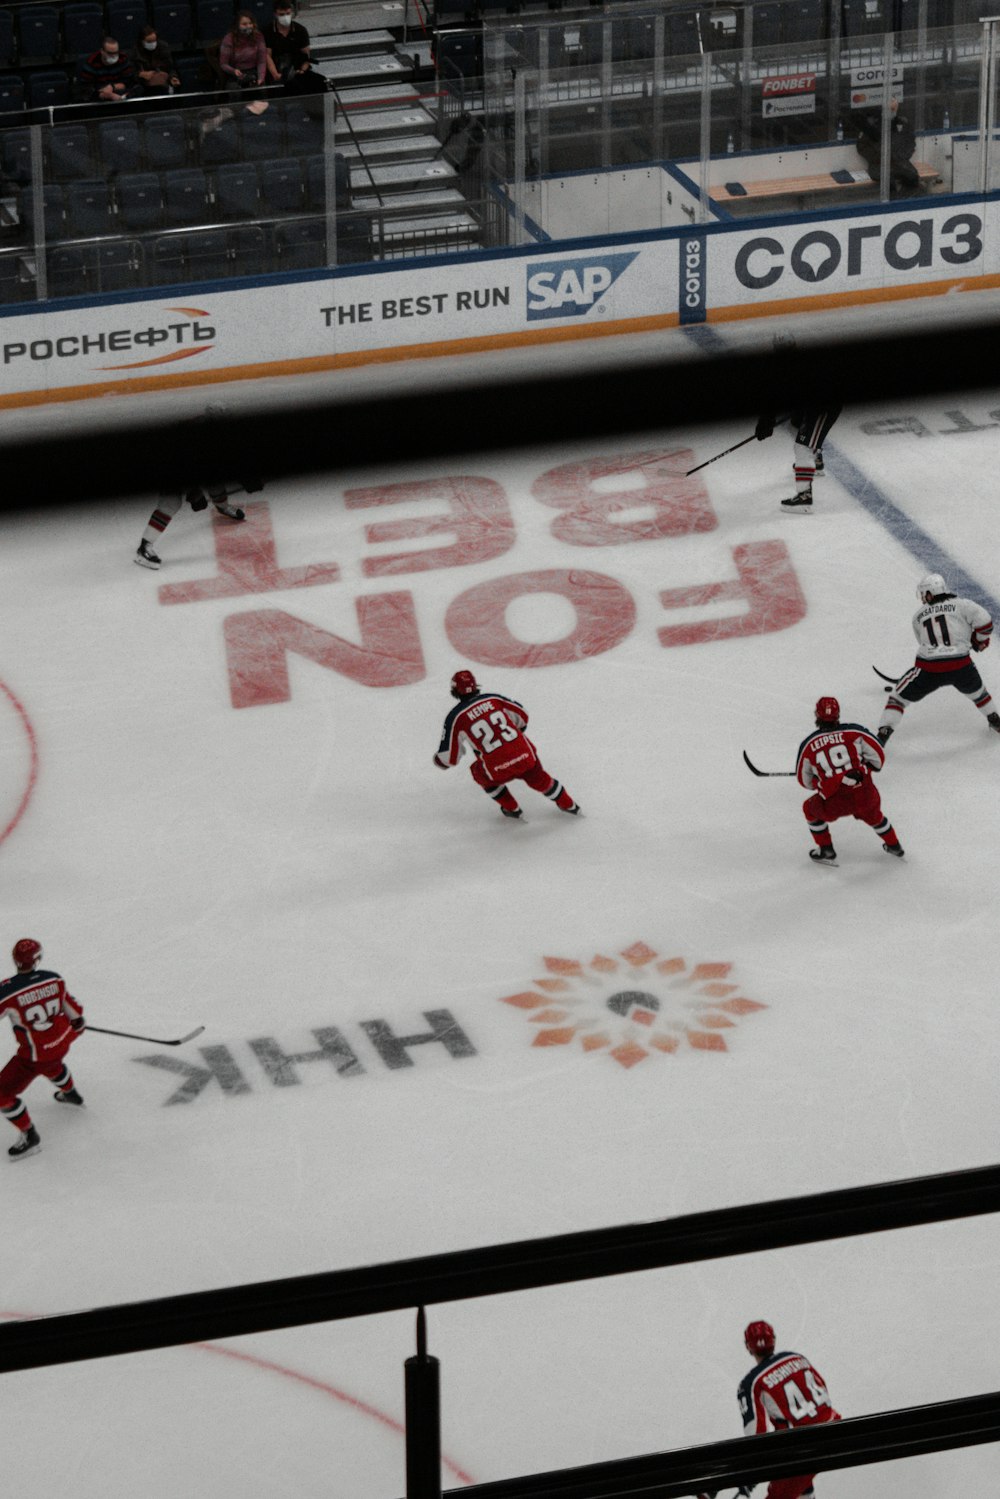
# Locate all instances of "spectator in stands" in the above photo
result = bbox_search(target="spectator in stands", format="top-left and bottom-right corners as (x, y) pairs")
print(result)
(132, 25), (181, 96)
(76, 36), (137, 102)
(219, 12), (268, 93)
(854, 95), (921, 198)
(264, 1), (322, 94)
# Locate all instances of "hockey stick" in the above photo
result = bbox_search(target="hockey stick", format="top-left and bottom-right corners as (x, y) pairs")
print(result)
(742, 750), (794, 777)
(872, 666), (899, 684)
(685, 416), (790, 476)
(86, 1025), (205, 1046)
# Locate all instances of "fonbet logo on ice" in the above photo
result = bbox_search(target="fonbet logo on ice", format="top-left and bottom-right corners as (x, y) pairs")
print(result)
(498, 942), (766, 1068)
(526, 252), (638, 320)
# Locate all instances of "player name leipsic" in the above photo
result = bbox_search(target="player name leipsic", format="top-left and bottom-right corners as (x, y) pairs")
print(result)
(320, 288), (510, 326)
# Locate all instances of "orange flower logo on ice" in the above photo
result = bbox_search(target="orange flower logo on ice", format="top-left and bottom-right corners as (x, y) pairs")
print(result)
(498, 942), (766, 1067)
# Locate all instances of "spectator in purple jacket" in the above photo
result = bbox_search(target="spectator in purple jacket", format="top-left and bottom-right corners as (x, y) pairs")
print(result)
(76, 36), (137, 102)
(219, 12), (267, 91)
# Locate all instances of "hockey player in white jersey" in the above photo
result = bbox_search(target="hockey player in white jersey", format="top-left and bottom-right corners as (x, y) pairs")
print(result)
(877, 574), (1000, 744)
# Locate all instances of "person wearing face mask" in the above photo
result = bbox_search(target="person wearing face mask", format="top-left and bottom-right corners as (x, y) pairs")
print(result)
(264, 2), (319, 93)
(76, 34), (137, 102)
(218, 12), (268, 92)
(132, 24), (181, 96)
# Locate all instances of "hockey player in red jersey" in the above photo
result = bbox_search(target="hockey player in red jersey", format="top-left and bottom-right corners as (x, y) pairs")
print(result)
(0, 939), (86, 1161)
(877, 573), (999, 744)
(435, 670), (580, 821)
(798, 697), (903, 865)
(736, 1320), (840, 1499)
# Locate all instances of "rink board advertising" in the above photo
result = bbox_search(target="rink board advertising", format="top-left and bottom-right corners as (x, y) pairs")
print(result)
(2, 195), (1000, 406)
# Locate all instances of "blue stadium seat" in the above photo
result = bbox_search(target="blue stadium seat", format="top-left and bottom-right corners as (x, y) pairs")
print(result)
(751, 2), (783, 48)
(63, 3), (105, 59)
(665, 10), (700, 57)
(173, 52), (206, 92)
(66, 177), (115, 235)
(215, 161), (258, 216)
(0, 11), (16, 68)
(22, 182), (67, 236)
(228, 221), (266, 275)
(782, 0), (823, 43)
(259, 156), (302, 213)
(151, 0), (192, 48)
(195, 0), (233, 46)
(0, 249), (29, 304)
(48, 123), (95, 179)
(305, 152), (350, 211)
(283, 100), (323, 156)
(26, 69), (71, 108)
(2, 127), (31, 184)
(274, 217), (324, 270)
(199, 114), (239, 164)
(106, 0), (149, 52)
(337, 211), (370, 265)
(163, 166), (210, 222)
(0, 74), (25, 113)
(142, 112), (187, 167)
(18, 6), (60, 64)
(47, 243), (134, 296)
(241, 0), (267, 27)
(185, 227), (230, 278)
(150, 232), (187, 283)
(611, 18), (656, 62)
(97, 118), (142, 172)
(240, 105), (283, 160)
(117, 172), (162, 229)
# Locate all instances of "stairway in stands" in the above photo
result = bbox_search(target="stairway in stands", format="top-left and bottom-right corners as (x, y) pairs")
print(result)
(307, 5), (481, 257)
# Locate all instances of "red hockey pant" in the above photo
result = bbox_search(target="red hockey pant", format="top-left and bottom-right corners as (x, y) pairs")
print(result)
(0, 1048), (73, 1132)
(802, 779), (883, 827)
(764, 1478), (815, 1499)
(471, 756), (556, 796)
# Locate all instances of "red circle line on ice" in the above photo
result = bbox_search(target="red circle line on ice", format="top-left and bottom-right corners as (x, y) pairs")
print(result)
(0, 1313), (474, 1484)
(0, 679), (39, 849)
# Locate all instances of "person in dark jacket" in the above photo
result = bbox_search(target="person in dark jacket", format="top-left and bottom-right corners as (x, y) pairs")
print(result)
(853, 95), (921, 198)
(132, 24), (181, 96)
(76, 36), (137, 101)
(264, 1), (319, 91)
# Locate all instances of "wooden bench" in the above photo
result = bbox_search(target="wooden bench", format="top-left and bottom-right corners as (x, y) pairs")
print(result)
(710, 160), (941, 210)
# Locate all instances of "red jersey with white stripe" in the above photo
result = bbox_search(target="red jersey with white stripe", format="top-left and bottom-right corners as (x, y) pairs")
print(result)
(0, 969), (83, 1062)
(435, 691), (536, 781)
(796, 723), (884, 796)
(738, 1350), (840, 1434)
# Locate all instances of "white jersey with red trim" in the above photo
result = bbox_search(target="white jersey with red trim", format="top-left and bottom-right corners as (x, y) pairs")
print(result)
(0, 968), (83, 1062)
(911, 594), (992, 662)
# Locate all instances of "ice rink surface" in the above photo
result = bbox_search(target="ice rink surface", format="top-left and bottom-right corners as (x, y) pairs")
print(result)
(1, 295), (998, 1498)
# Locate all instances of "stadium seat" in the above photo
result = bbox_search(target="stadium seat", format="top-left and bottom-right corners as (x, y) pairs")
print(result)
(18, 6), (60, 64)
(151, 0), (192, 48)
(337, 211), (370, 265)
(434, 31), (481, 81)
(117, 171), (162, 230)
(0, 249), (28, 304)
(665, 10), (699, 57)
(228, 221), (267, 276)
(163, 165), (210, 222)
(142, 111), (187, 168)
(305, 152), (350, 210)
(241, 0), (268, 27)
(199, 114), (239, 164)
(283, 99), (323, 156)
(0, 10), (16, 69)
(66, 177), (115, 236)
(106, 0), (149, 52)
(215, 161), (258, 217)
(782, 0), (823, 43)
(21, 182), (67, 236)
(2, 127), (31, 184)
(173, 52), (207, 92)
(97, 118), (142, 173)
(195, 0), (232, 47)
(47, 240), (135, 296)
(751, 2), (783, 48)
(259, 156), (302, 213)
(273, 216), (324, 270)
(240, 104), (283, 160)
(183, 227), (230, 278)
(62, 3), (104, 59)
(26, 69), (71, 108)
(0, 74), (25, 113)
(48, 123), (95, 179)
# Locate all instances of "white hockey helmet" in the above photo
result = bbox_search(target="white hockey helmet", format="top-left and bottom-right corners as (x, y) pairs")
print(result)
(917, 572), (946, 601)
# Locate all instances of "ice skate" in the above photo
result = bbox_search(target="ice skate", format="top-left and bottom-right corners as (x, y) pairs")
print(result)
(987, 711), (1000, 734)
(501, 807), (524, 820)
(780, 489), (813, 514)
(813, 452), (825, 478)
(134, 539), (161, 570)
(54, 1087), (85, 1106)
(214, 502), (246, 521)
(8, 1126), (40, 1160)
(560, 802), (581, 815)
(809, 846), (837, 865)
(876, 725), (893, 745)
(882, 842), (905, 858)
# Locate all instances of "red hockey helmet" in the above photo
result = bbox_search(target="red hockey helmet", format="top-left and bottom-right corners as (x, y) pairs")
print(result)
(12, 938), (42, 971)
(744, 1321), (776, 1358)
(815, 696), (840, 724)
(451, 670), (479, 699)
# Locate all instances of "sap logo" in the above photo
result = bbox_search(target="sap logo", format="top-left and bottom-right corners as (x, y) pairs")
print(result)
(526, 253), (638, 320)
